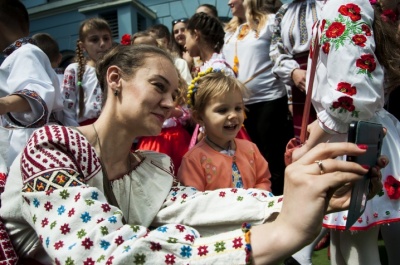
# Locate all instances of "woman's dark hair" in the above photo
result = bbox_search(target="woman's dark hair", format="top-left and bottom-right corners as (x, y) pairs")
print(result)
(187, 12), (225, 53)
(96, 45), (175, 104)
(196, 4), (219, 17)
(372, 5), (400, 93)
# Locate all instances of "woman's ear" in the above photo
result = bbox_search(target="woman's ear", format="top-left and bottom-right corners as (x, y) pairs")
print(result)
(106, 66), (122, 94)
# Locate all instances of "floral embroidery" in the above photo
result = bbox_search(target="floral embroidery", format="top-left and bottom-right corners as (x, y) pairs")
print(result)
(361, 24), (371, 36)
(322, 42), (330, 54)
(326, 22), (346, 38)
(336, 82), (357, 96)
(339, 3), (362, 21)
(356, 53), (376, 78)
(330, 96), (359, 117)
(384, 175), (400, 200)
(352, 34), (367, 47)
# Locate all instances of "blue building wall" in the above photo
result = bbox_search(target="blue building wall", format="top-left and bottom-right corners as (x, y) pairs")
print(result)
(25, 0), (232, 52)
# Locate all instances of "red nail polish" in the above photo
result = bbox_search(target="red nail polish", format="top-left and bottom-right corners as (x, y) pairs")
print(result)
(361, 164), (370, 170)
(357, 144), (368, 150)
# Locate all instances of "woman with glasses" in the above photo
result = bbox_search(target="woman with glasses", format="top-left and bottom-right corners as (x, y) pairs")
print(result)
(171, 18), (202, 77)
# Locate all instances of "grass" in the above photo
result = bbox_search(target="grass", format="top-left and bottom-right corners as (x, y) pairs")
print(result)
(281, 240), (388, 265)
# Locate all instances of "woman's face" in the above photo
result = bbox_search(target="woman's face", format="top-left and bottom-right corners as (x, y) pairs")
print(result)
(118, 56), (180, 137)
(81, 28), (113, 62)
(173, 22), (187, 47)
(228, 0), (245, 19)
(184, 30), (200, 57)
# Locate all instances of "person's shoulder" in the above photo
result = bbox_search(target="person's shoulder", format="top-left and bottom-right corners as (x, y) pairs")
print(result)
(235, 138), (258, 150)
(138, 150), (174, 171)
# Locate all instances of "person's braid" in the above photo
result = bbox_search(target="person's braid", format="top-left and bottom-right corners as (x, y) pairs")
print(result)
(75, 40), (86, 118)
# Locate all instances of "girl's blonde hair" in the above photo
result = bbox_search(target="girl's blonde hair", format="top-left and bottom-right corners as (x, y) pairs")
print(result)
(190, 71), (250, 116)
(225, 0), (273, 33)
(75, 17), (112, 118)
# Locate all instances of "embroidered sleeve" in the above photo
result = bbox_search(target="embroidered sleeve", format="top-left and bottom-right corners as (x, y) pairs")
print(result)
(61, 65), (79, 126)
(314, 0), (384, 133)
(5, 48), (55, 128)
(270, 4), (300, 85)
(154, 185), (282, 232)
(19, 125), (249, 264)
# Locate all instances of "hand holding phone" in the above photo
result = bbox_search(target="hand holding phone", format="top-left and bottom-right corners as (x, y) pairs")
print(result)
(345, 121), (384, 230)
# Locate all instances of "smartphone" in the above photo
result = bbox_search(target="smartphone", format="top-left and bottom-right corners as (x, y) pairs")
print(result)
(345, 121), (384, 230)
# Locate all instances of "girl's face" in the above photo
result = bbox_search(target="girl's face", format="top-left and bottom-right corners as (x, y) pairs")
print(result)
(81, 29), (112, 62)
(117, 56), (180, 137)
(184, 30), (200, 57)
(173, 22), (187, 47)
(228, 0), (245, 20)
(198, 89), (244, 147)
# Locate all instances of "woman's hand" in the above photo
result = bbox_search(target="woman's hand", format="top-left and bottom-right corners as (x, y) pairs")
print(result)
(291, 68), (307, 92)
(252, 142), (386, 264)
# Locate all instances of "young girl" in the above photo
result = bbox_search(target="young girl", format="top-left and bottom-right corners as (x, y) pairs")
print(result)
(185, 12), (251, 148)
(62, 17), (113, 126)
(178, 69), (271, 192)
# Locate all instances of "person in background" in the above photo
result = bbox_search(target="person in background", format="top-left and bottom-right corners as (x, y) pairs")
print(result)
(171, 17), (202, 78)
(185, 12), (251, 148)
(270, 0), (320, 141)
(146, 24), (193, 85)
(62, 17), (113, 126)
(290, 0), (400, 264)
(196, 3), (219, 17)
(0, 44), (386, 265)
(223, 0), (292, 195)
(0, 0), (63, 167)
(178, 70), (271, 192)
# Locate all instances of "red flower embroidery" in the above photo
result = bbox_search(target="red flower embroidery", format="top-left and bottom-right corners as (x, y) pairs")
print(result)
(54, 240), (64, 250)
(232, 237), (244, 248)
(185, 234), (195, 242)
(81, 237), (94, 249)
(101, 203), (111, 212)
(120, 34), (131, 45)
(337, 82), (357, 96)
(339, 4), (362, 21)
(322, 42), (330, 54)
(320, 19), (326, 31)
(198, 245), (209, 256)
(356, 54), (376, 72)
(150, 241), (162, 251)
(352, 34), (367, 47)
(175, 224), (185, 232)
(384, 175), (400, 199)
(326, 22), (346, 38)
(60, 223), (71, 235)
(115, 236), (124, 245)
(165, 254), (176, 264)
(361, 24), (372, 36)
(332, 96), (355, 111)
(219, 191), (226, 197)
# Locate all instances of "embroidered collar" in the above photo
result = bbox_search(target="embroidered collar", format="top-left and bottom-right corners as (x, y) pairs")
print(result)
(3, 37), (36, 56)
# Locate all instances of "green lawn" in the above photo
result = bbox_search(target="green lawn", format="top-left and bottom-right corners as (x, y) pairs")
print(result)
(281, 240), (387, 265)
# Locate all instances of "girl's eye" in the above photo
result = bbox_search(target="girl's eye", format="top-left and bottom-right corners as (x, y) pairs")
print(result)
(235, 106), (243, 111)
(217, 108), (227, 113)
(154, 82), (165, 92)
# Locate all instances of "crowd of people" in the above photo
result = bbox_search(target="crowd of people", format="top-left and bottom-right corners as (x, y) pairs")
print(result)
(0, 0), (399, 264)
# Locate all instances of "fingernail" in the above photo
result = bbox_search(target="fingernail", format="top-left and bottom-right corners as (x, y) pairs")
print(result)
(357, 144), (368, 150)
(361, 164), (370, 170)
